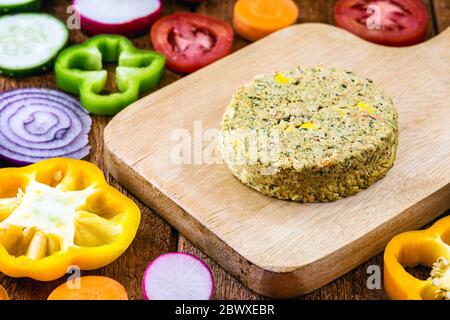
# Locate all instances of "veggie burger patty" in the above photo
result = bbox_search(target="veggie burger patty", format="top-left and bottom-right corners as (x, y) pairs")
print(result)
(220, 66), (399, 202)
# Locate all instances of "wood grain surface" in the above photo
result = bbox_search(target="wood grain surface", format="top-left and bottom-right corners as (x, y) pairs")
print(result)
(0, 0), (449, 300)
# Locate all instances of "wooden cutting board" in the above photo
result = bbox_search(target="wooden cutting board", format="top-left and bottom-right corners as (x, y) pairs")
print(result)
(104, 23), (450, 298)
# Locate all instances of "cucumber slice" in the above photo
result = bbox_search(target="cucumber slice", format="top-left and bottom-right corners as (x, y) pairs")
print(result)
(0, 0), (42, 14)
(0, 13), (68, 77)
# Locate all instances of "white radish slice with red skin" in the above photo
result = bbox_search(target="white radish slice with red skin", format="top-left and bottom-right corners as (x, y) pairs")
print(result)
(73, 0), (162, 37)
(142, 253), (214, 300)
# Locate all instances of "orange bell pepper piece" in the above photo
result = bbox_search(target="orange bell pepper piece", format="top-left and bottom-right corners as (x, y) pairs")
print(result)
(233, 0), (299, 42)
(384, 215), (450, 300)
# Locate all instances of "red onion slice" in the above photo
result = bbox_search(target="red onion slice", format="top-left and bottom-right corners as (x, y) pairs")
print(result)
(0, 88), (91, 166)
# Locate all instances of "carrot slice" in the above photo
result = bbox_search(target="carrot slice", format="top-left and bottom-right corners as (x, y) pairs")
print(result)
(0, 285), (8, 300)
(233, 0), (299, 41)
(47, 276), (128, 300)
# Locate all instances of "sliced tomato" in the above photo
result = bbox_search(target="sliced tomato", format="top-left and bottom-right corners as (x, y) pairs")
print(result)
(334, 0), (429, 46)
(151, 13), (234, 73)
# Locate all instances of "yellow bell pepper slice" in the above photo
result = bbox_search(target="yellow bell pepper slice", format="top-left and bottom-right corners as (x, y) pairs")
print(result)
(0, 158), (140, 281)
(384, 215), (450, 300)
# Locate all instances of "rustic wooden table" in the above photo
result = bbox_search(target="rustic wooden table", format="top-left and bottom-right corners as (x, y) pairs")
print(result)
(0, 0), (449, 300)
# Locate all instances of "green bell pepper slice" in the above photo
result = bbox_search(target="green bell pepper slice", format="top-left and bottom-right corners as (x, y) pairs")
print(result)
(55, 35), (165, 115)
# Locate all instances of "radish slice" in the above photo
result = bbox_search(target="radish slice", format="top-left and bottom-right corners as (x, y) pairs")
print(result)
(74, 0), (162, 37)
(142, 253), (214, 300)
(0, 88), (91, 166)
